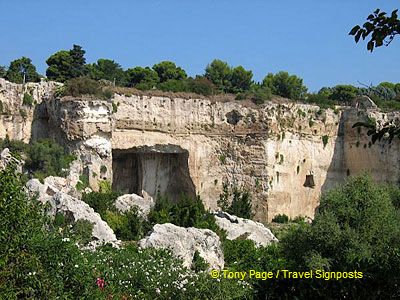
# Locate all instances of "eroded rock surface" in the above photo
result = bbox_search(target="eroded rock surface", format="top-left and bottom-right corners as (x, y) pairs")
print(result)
(138, 223), (224, 270)
(115, 191), (155, 218)
(213, 211), (278, 247)
(26, 178), (119, 248)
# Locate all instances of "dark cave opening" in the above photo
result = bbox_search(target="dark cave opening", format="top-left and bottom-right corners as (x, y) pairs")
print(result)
(112, 145), (196, 201)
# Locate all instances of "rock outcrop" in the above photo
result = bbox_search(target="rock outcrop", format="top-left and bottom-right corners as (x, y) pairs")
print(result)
(138, 223), (224, 270)
(213, 211), (278, 247)
(0, 148), (22, 172)
(26, 178), (119, 248)
(115, 191), (155, 218)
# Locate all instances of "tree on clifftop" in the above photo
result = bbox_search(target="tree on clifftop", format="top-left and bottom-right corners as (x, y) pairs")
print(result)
(126, 66), (160, 89)
(205, 59), (232, 92)
(0, 66), (6, 78)
(86, 58), (126, 86)
(262, 71), (307, 100)
(5, 57), (41, 84)
(46, 44), (87, 82)
(152, 61), (187, 83)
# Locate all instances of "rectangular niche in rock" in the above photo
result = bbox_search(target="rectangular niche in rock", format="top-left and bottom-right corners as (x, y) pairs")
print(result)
(112, 144), (196, 201)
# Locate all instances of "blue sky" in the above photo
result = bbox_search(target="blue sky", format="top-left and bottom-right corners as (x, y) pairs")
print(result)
(1, 0), (399, 92)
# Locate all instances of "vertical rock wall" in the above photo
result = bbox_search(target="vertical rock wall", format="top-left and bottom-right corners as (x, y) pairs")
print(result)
(1, 79), (399, 222)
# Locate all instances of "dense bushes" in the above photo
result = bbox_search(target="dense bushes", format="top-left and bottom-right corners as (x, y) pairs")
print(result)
(272, 213), (289, 223)
(219, 175), (400, 299)
(262, 71), (307, 100)
(0, 163), (95, 299)
(279, 175), (400, 298)
(1, 163), (252, 299)
(3, 45), (400, 111)
(24, 139), (76, 181)
(0, 138), (76, 181)
(81, 190), (147, 241)
(218, 182), (253, 219)
(58, 76), (113, 99)
(148, 194), (220, 232)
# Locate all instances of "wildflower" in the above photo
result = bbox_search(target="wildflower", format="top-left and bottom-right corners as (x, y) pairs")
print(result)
(62, 237), (70, 242)
(156, 288), (161, 294)
(96, 277), (105, 290)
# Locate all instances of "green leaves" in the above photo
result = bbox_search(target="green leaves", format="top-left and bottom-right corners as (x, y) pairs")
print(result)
(350, 9), (400, 52)
(46, 45), (86, 82)
(5, 57), (41, 84)
(349, 25), (360, 36)
(262, 71), (308, 100)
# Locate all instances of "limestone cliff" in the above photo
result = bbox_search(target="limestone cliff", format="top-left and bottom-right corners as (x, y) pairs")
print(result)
(1, 79), (399, 222)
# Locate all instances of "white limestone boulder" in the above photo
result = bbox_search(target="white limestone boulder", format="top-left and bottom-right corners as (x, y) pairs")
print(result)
(53, 192), (119, 247)
(26, 178), (119, 248)
(213, 211), (278, 247)
(138, 223), (224, 270)
(115, 191), (155, 218)
(0, 148), (22, 171)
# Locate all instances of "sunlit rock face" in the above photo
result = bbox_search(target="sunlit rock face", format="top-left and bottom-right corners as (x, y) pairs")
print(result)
(138, 223), (224, 270)
(2, 79), (400, 222)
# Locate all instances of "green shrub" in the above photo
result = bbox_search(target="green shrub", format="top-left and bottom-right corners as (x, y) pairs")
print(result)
(81, 190), (120, 220)
(104, 207), (146, 240)
(272, 213), (289, 223)
(148, 193), (220, 232)
(100, 165), (107, 174)
(61, 77), (113, 99)
(21, 139), (75, 181)
(191, 250), (209, 272)
(76, 174), (89, 191)
(82, 189), (147, 241)
(98, 180), (112, 193)
(222, 239), (287, 298)
(0, 136), (28, 155)
(157, 79), (189, 92)
(112, 102), (118, 113)
(281, 175), (400, 298)
(322, 135), (329, 148)
(292, 215), (306, 223)
(251, 86), (272, 105)
(22, 93), (34, 106)
(218, 182), (253, 219)
(188, 76), (216, 96)
(0, 163), (96, 299)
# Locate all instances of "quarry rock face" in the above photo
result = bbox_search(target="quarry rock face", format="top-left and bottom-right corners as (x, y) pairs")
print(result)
(138, 223), (224, 270)
(2, 79), (400, 222)
(115, 192), (155, 218)
(213, 211), (278, 246)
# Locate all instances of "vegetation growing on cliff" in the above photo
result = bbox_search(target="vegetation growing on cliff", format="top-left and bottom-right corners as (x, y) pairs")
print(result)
(1, 44), (400, 110)
(4, 57), (41, 84)
(218, 182), (253, 219)
(0, 138), (75, 181)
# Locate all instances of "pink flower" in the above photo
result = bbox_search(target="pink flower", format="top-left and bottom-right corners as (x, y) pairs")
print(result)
(96, 277), (105, 290)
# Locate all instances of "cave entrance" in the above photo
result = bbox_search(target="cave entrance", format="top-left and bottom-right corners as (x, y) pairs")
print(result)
(112, 145), (196, 201)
